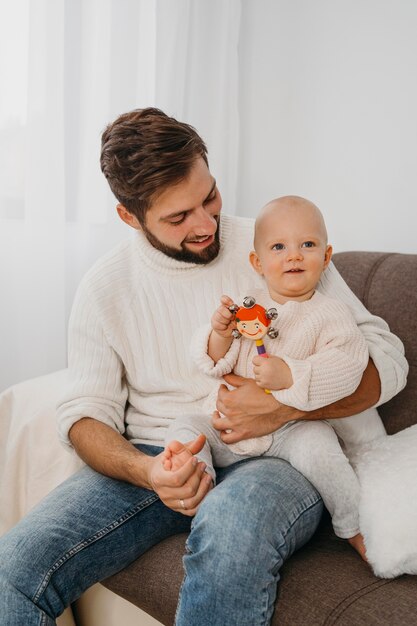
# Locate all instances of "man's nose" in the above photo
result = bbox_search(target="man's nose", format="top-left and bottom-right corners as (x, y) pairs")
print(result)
(192, 206), (218, 235)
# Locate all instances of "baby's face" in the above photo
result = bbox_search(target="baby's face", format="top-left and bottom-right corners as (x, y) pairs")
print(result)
(250, 200), (332, 304)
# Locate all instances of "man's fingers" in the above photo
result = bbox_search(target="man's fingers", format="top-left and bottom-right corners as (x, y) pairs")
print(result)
(165, 464), (212, 517)
(165, 435), (206, 459)
(186, 433), (207, 455)
(177, 472), (213, 516)
(212, 410), (233, 432)
(163, 454), (200, 488)
(223, 373), (250, 387)
(172, 461), (207, 501)
(157, 458), (205, 500)
(165, 439), (188, 455)
(216, 384), (229, 409)
(217, 383), (228, 396)
(212, 410), (224, 431)
(218, 429), (241, 444)
(216, 385), (239, 418)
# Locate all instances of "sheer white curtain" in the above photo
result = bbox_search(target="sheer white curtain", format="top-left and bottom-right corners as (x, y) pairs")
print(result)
(0, 0), (241, 391)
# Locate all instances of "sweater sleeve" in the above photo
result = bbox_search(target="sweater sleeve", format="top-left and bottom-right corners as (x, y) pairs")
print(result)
(190, 323), (241, 378)
(56, 278), (128, 450)
(272, 302), (369, 411)
(317, 262), (408, 406)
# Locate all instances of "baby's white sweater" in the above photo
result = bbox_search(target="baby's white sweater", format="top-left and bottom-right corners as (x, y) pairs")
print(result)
(192, 290), (370, 411)
(57, 214), (408, 448)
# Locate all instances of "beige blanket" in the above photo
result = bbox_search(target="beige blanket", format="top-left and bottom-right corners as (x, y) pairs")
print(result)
(0, 369), (83, 535)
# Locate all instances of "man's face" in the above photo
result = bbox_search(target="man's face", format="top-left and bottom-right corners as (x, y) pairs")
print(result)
(141, 158), (222, 264)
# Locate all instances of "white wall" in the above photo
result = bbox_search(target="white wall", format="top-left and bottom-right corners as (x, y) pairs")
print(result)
(2, 2), (417, 392)
(236, 0), (417, 254)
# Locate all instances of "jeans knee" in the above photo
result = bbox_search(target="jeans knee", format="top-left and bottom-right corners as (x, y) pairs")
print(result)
(188, 459), (323, 571)
(177, 459), (323, 626)
(0, 526), (65, 620)
(0, 534), (27, 589)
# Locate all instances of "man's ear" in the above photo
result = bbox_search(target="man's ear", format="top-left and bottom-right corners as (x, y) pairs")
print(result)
(323, 244), (333, 270)
(249, 250), (263, 275)
(116, 204), (142, 230)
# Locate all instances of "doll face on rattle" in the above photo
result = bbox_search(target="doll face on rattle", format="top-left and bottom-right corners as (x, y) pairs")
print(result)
(236, 317), (268, 339)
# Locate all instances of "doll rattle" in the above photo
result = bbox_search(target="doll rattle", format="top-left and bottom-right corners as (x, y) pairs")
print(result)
(228, 296), (278, 393)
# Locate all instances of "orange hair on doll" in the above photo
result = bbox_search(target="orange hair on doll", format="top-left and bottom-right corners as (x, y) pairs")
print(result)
(235, 304), (270, 327)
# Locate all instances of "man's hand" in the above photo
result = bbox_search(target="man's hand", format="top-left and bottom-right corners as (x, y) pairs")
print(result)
(70, 419), (212, 517)
(213, 373), (300, 443)
(148, 435), (213, 517)
(252, 355), (293, 390)
(212, 360), (382, 444)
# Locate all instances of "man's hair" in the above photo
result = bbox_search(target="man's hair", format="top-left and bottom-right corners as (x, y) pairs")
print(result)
(100, 108), (208, 224)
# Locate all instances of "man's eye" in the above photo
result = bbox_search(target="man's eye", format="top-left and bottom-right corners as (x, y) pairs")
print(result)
(169, 213), (187, 225)
(204, 191), (217, 205)
(272, 243), (285, 250)
(302, 241), (315, 248)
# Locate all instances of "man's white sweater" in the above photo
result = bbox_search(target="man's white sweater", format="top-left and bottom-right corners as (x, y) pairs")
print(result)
(57, 214), (408, 449)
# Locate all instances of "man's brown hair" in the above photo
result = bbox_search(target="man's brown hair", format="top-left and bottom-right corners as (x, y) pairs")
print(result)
(100, 108), (208, 224)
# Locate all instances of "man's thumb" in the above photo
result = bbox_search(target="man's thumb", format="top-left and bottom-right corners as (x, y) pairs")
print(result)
(223, 373), (248, 387)
(186, 433), (207, 454)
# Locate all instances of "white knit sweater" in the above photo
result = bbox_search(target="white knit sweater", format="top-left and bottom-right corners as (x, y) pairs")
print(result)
(192, 290), (370, 412)
(57, 214), (408, 448)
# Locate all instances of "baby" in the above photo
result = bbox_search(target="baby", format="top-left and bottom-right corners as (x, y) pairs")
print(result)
(165, 195), (386, 559)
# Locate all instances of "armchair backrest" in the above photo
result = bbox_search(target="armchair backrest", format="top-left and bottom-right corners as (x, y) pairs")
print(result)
(333, 251), (417, 434)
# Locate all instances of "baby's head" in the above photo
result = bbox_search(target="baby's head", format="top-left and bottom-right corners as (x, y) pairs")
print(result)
(249, 195), (332, 303)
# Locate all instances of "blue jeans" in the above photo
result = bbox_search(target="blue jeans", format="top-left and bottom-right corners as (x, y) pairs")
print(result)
(0, 445), (322, 626)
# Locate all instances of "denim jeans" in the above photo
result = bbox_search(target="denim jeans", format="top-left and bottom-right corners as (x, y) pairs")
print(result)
(0, 445), (322, 626)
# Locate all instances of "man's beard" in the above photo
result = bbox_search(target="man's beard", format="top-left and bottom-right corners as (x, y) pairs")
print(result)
(141, 219), (221, 265)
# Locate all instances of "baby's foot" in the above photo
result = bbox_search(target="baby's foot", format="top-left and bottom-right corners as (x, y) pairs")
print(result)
(348, 532), (368, 562)
(164, 435), (206, 472)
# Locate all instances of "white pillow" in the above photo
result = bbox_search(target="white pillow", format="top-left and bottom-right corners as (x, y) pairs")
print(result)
(354, 424), (417, 578)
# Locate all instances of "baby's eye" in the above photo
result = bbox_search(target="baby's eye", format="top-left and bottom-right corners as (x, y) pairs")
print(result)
(272, 243), (285, 251)
(302, 241), (315, 248)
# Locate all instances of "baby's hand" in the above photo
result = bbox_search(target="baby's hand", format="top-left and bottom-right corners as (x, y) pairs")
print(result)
(252, 355), (293, 391)
(211, 295), (237, 338)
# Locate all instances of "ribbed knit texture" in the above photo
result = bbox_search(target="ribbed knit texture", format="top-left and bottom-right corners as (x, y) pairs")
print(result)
(57, 214), (408, 448)
(193, 290), (370, 412)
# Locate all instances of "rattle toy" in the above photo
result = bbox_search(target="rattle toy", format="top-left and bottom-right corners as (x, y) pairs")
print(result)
(229, 296), (278, 393)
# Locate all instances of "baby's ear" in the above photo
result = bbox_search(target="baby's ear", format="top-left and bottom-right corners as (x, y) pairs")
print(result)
(249, 250), (263, 275)
(323, 244), (333, 269)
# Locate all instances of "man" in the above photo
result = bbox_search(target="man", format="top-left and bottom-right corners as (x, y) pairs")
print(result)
(0, 108), (407, 625)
